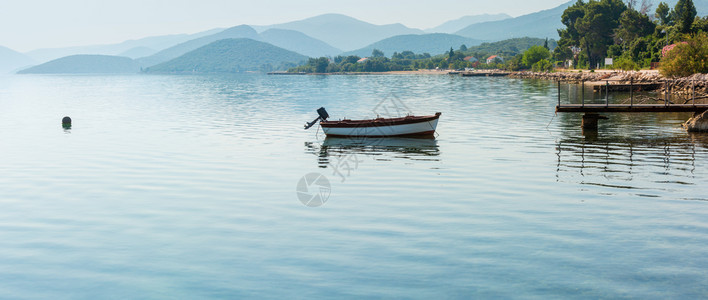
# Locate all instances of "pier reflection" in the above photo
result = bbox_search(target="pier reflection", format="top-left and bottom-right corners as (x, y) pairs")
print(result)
(305, 137), (440, 168)
(555, 134), (708, 195)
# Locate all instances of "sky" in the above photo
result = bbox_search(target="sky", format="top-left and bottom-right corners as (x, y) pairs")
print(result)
(1, 0), (569, 52)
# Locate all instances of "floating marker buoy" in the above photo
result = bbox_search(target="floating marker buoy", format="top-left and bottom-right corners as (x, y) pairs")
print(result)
(62, 116), (71, 129)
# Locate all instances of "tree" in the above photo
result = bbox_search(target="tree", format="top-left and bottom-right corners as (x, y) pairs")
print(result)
(448, 47), (455, 62)
(655, 2), (671, 25)
(522, 45), (551, 68)
(313, 57), (330, 73)
(459, 44), (468, 52)
(574, 0), (627, 67)
(371, 49), (385, 58)
(673, 0), (697, 33)
(693, 16), (708, 33)
(616, 8), (656, 45)
(660, 32), (708, 77)
(544, 38), (549, 49)
(555, 1), (587, 63)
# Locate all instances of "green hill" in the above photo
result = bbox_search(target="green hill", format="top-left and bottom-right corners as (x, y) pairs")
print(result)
(144, 38), (308, 73)
(343, 33), (483, 57)
(17, 55), (138, 74)
(137, 25), (259, 68)
(466, 37), (558, 57)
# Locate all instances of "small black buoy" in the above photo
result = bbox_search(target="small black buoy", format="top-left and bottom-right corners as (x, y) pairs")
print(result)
(62, 116), (72, 129)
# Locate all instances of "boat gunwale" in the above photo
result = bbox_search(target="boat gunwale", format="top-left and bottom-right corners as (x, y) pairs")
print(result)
(320, 112), (441, 128)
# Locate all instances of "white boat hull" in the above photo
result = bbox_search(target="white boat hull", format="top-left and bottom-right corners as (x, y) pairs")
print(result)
(322, 118), (438, 137)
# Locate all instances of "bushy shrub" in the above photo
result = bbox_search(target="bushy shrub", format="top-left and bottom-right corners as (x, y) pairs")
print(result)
(614, 56), (640, 71)
(660, 32), (708, 77)
(532, 59), (554, 72)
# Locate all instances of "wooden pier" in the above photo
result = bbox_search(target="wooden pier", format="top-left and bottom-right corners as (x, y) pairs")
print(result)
(556, 103), (708, 113)
(554, 79), (708, 131)
(589, 82), (662, 92)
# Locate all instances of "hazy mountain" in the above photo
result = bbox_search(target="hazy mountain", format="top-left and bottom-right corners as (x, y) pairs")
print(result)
(136, 25), (259, 68)
(342, 33), (483, 58)
(260, 28), (342, 57)
(255, 13), (424, 51)
(119, 46), (157, 59)
(25, 28), (223, 63)
(144, 38), (308, 73)
(17, 55), (138, 74)
(0, 45), (36, 74)
(425, 14), (512, 33)
(137, 25), (343, 68)
(456, 1), (574, 41)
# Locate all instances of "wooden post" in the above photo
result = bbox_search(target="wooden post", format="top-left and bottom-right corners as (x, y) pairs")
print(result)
(664, 80), (668, 106)
(558, 80), (561, 107)
(693, 79), (696, 106)
(630, 78), (633, 107)
(581, 80), (585, 107)
(605, 81), (609, 107)
(582, 113), (608, 131)
(668, 80), (672, 106)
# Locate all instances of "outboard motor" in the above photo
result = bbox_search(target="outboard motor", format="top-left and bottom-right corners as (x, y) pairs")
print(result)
(304, 107), (329, 130)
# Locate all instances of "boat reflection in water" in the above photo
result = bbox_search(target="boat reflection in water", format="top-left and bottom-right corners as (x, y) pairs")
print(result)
(555, 133), (708, 200)
(305, 137), (440, 169)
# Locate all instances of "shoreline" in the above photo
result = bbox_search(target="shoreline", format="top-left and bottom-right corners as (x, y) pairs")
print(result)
(273, 69), (707, 95)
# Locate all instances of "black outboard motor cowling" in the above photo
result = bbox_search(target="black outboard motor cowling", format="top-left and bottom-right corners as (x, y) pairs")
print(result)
(316, 107), (329, 121)
(304, 107), (329, 130)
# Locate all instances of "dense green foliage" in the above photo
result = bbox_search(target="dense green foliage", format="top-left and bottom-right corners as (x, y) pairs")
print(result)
(18, 55), (138, 74)
(522, 45), (551, 67)
(660, 32), (708, 76)
(289, 37), (559, 73)
(553, 0), (707, 72)
(145, 39), (308, 73)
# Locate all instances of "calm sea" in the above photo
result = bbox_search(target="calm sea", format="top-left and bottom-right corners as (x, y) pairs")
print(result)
(1, 74), (707, 299)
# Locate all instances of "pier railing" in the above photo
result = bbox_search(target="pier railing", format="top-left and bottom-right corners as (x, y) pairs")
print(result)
(555, 79), (708, 113)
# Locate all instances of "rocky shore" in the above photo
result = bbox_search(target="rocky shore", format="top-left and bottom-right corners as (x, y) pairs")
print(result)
(509, 70), (708, 97)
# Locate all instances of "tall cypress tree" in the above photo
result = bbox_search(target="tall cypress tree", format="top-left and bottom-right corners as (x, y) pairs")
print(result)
(674, 0), (697, 33)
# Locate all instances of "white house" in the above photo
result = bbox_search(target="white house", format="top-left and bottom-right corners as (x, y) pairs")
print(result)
(486, 55), (503, 64)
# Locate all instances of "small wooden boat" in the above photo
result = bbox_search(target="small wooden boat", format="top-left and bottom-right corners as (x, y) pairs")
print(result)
(304, 107), (440, 138)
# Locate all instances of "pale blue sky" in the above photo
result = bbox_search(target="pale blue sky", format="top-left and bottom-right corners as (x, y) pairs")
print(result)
(2, 0), (569, 52)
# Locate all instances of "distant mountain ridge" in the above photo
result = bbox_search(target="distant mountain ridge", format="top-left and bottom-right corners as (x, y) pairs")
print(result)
(24, 28), (223, 64)
(456, 1), (574, 41)
(254, 13), (425, 51)
(0, 46), (35, 74)
(136, 25), (260, 68)
(343, 34), (483, 57)
(145, 38), (308, 73)
(259, 28), (342, 57)
(425, 14), (512, 33)
(17, 55), (138, 74)
(135, 25), (342, 68)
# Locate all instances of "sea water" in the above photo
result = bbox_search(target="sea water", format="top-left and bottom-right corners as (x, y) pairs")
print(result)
(0, 74), (707, 299)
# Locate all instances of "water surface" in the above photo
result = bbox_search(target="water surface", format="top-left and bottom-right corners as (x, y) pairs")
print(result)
(1, 74), (707, 299)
